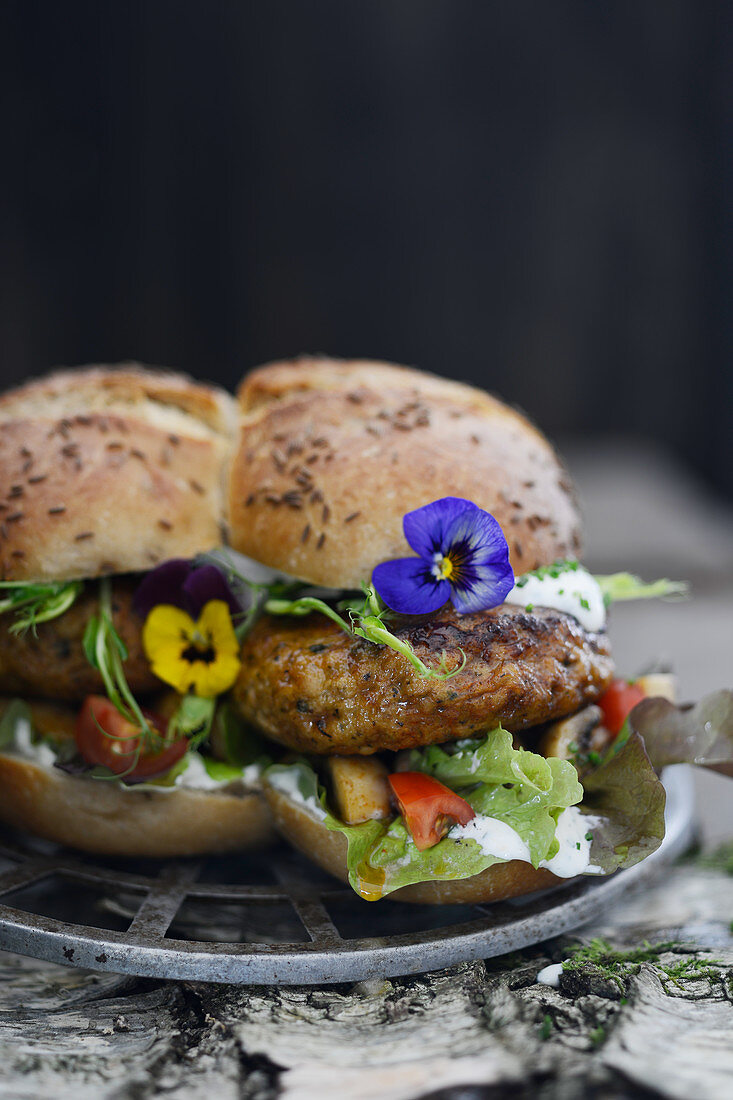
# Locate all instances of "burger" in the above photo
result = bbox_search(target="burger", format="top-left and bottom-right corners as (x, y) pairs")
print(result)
(0, 357), (724, 895)
(221, 356), (691, 903)
(0, 364), (275, 856)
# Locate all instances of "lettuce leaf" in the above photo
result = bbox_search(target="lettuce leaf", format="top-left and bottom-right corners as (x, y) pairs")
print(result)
(628, 689), (733, 770)
(266, 723), (669, 899)
(402, 730), (583, 863)
(0, 699), (30, 751)
(581, 732), (667, 872)
(595, 572), (687, 606)
(267, 730), (585, 900)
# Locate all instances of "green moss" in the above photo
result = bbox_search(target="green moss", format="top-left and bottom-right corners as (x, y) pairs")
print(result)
(539, 1013), (553, 1041)
(589, 1025), (606, 1047)
(563, 937), (724, 992)
(662, 957), (724, 986)
(563, 938), (677, 990)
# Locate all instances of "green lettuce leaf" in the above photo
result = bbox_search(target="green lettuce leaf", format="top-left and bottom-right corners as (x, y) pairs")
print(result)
(628, 690), (733, 770)
(0, 700), (33, 751)
(402, 730), (583, 863)
(595, 572), (687, 607)
(266, 722), (669, 899)
(211, 700), (271, 768)
(167, 694), (216, 746)
(580, 732), (667, 873)
(266, 730), (584, 900)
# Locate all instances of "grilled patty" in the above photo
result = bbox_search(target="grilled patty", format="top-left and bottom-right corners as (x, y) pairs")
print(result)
(0, 579), (160, 701)
(232, 604), (615, 754)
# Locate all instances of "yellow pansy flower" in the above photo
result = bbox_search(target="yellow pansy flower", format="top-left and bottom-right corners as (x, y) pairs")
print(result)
(142, 599), (241, 698)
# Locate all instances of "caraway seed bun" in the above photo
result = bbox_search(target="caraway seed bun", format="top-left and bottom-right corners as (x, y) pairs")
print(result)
(229, 356), (583, 588)
(0, 699), (275, 857)
(0, 363), (237, 582)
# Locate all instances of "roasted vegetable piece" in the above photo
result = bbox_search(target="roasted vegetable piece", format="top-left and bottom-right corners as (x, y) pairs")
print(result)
(635, 673), (676, 703)
(325, 755), (392, 823)
(539, 705), (604, 761)
(388, 771), (475, 850)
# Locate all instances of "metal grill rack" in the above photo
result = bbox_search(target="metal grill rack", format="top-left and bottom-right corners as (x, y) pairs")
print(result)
(0, 768), (695, 985)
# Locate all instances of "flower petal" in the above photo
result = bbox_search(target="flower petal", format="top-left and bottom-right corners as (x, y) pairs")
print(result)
(141, 600), (242, 697)
(190, 600), (242, 696)
(402, 497), (478, 559)
(183, 565), (241, 618)
(189, 652), (242, 697)
(142, 604), (199, 693)
(196, 600), (240, 658)
(446, 507), (514, 613)
(444, 505), (511, 563)
(372, 558), (451, 615)
(450, 557), (515, 614)
(133, 559), (192, 619)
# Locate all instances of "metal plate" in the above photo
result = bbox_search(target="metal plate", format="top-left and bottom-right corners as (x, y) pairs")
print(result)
(0, 767), (695, 985)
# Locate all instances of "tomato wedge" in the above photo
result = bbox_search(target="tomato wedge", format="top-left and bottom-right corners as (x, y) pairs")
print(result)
(597, 679), (646, 736)
(388, 771), (475, 850)
(75, 695), (187, 780)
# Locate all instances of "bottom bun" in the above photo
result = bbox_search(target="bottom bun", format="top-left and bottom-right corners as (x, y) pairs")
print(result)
(0, 753), (275, 858)
(265, 788), (563, 905)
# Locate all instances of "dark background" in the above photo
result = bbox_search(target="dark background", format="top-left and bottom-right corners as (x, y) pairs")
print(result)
(1, 1), (731, 496)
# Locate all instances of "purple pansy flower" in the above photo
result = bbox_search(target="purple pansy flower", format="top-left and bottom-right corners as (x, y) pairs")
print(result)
(133, 559), (242, 620)
(372, 498), (514, 615)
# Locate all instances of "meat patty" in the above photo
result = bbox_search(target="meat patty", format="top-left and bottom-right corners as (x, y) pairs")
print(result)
(0, 578), (160, 701)
(233, 604), (615, 754)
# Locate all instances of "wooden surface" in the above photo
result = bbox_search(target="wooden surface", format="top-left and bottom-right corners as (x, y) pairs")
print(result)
(0, 443), (731, 1099)
(0, 851), (732, 1099)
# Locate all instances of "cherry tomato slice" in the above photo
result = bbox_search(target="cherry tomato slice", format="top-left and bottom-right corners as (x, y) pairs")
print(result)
(75, 695), (187, 780)
(388, 771), (475, 850)
(597, 679), (646, 736)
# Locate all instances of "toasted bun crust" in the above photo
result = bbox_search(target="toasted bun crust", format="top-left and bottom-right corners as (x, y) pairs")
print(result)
(229, 357), (582, 588)
(265, 788), (562, 905)
(0, 753), (275, 856)
(0, 697), (275, 856)
(0, 364), (237, 582)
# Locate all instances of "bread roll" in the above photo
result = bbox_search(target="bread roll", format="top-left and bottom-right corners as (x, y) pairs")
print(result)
(0, 697), (275, 857)
(0, 752), (275, 856)
(0, 364), (237, 582)
(229, 357), (582, 588)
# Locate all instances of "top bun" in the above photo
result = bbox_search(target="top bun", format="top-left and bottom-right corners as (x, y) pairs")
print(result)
(229, 357), (582, 588)
(0, 364), (237, 582)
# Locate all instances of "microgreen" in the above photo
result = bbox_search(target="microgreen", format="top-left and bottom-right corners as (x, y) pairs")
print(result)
(82, 578), (160, 761)
(265, 585), (466, 680)
(0, 579), (82, 635)
(166, 693), (216, 750)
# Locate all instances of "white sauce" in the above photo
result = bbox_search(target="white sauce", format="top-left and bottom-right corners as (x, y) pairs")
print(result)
(173, 755), (261, 791)
(539, 806), (596, 878)
(452, 806), (601, 879)
(5, 712), (253, 793)
(173, 753), (225, 791)
(8, 716), (57, 768)
(267, 768), (328, 822)
(504, 565), (606, 633)
(241, 763), (263, 787)
(536, 962), (563, 987)
(450, 815), (531, 863)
